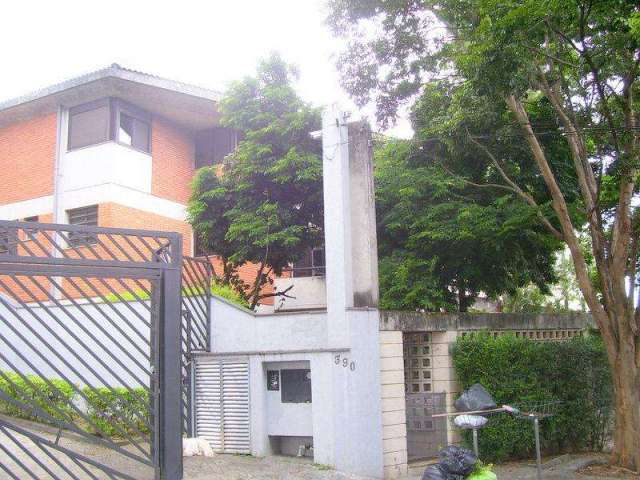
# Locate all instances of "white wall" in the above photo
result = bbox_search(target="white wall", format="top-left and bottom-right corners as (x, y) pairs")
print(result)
(209, 297), (384, 479)
(273, 276), (327, 311)
(62, 143), (152, 194)
(0, 299), (151, 388)
(264, 361), (313, 437)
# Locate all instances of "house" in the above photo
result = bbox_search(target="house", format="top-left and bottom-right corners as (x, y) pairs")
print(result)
(0, 64), (281, 300)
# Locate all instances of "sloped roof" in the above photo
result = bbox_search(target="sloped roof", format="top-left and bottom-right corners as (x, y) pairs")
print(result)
(0, 64), (222, 130)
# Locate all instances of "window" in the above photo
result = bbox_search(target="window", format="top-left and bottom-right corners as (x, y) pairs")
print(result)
(292, 247), (325, 277)
(66, 205), (98, 247)
(23, 216), (39, 222)
(0, 227), (17, 254)
(68, 102), (111, 150)
(118, 112), (150, 152)
(67, 98), (151, 153)
(195, 127), (238, 168)
(281, 369), (312, 403)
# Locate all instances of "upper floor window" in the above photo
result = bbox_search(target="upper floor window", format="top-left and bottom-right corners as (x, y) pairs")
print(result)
(67, 99), (151, 153)
(195, 127), (238, 169)
(68, 100), (111, 150)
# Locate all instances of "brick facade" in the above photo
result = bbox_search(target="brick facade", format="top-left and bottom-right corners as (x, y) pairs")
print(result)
(151, 117), (196, 205)
(0, 113), (56, 204)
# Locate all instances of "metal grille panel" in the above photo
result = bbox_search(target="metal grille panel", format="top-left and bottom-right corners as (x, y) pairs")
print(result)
(194, 356), (250, 454)
(0, 220), (183, 479)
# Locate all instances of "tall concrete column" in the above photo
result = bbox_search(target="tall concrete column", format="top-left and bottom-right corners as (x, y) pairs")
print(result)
(322, 106), (379, 345)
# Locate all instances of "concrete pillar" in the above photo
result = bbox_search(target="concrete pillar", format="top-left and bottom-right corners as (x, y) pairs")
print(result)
(322, 107), (380, 345)
(320, 106), (384, 478)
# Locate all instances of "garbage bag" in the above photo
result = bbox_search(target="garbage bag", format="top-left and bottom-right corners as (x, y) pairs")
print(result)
(438, 445), (478, 476)
(453, 414), (489, 429)
(454, 384), (497, 412)
(421, 465), (448, 480)
(421, 464), (465, 480)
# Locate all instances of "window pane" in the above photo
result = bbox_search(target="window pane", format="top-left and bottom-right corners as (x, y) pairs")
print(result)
(119, 113), (150, 153)
(68, 106), (110, 150)
(67, 205), (98, 247)
(281, 369), (312, 403)
(132, 118), (150, 152)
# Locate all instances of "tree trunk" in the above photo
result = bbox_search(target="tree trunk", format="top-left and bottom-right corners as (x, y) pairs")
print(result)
(596, 309), (640, 471)
(610, 342), (640, 471)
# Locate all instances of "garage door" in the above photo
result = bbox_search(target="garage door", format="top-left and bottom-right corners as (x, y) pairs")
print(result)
(194, 356), (251, 454)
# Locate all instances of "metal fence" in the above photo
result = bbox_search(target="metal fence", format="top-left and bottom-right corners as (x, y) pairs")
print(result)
(0, 220), (183, 480)
(180, 256), (212, 436)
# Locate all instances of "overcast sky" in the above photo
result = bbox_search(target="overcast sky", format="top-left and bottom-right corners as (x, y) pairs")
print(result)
(1, 0), (410, 137)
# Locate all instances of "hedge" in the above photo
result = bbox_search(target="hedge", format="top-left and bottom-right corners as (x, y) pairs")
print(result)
(451, 333), (613, 462)
(83, 387), (150, 437)
(0, 371), (150, 439)
(0, 371), (75, 424)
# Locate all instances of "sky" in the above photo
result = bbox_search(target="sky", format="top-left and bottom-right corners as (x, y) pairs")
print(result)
(0, 0), (410, 137)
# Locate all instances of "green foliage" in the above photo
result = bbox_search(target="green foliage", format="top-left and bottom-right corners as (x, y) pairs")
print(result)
(452, 334), (613, 462)
(189, 53), (323, 309)
(0, 371), (75, 424)
(82, 386), (150, 438)
(375, 135), (562, 311)
(210, 281), (250, 308)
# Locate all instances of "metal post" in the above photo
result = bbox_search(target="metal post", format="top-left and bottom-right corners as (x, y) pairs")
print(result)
(158, 234), (184, 480)
(472, 429), (479, 458)
(534, 417), (542, 480)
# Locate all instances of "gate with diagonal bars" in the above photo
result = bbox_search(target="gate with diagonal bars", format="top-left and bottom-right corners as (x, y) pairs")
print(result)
(0, 220), (184, 480)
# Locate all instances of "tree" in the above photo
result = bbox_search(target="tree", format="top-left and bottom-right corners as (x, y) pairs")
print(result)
(329, 0), (640, 469)
(375, 134), (562, 312)
(188, 54), (323, 310)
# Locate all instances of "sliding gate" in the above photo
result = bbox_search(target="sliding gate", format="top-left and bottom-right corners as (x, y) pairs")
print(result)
(0, 220), (183, 480)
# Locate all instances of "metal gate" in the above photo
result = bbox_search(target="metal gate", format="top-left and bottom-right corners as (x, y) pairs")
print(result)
(0, 220), (183, 479)
(180, 256), (212, 436)
(193, 356), (250, 454)
(406, 392), (447, 460)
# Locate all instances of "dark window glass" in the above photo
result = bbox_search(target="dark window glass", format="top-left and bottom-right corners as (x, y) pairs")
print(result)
(67, 205), (98, 247)
(68, 106), (110, 150)
(0, 227), (17, 254)
(196, 127), (238, 168)
(281, 369), (312, 403)
(23, 216), (39, 222)
(119, 113), (150, 153)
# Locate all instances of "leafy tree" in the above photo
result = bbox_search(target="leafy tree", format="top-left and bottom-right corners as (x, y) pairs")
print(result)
(188, 54), (323, 310)
(375, 136), (562, 311)
(329, 0), (640, 469)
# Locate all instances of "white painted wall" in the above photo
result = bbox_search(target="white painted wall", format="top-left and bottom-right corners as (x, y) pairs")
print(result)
(273, 276), (327, 311)
(62, 143), (152, 194)
(264, 361), (313, 437)
(0, 299), (151, 388)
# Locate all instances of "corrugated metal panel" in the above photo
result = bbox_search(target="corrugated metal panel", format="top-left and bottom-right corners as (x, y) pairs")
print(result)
(195, 357), (250, 454)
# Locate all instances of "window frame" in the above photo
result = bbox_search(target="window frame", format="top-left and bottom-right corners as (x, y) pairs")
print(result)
(67, 98), (113, 151)
(280, 368), (312, 404)
(66, 205), (99, 248)
(66, 98), (152, 154)
(114, 100), (152, 154)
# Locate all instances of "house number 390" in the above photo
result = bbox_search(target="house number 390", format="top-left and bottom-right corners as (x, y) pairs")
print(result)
(334, 354), (356, 371)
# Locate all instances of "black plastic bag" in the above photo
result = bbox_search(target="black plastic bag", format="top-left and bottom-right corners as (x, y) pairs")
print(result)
(422, 464), (466, 480)
(454, 383), (497, 412)
(438, 445), (478, 476)
(421, 464), (451, 480)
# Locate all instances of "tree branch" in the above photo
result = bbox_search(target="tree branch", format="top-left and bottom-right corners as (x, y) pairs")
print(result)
(467, 133), (565, 240)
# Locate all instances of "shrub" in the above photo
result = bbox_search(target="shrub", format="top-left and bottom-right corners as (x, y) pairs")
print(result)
(451, 333), (613, 462)
(0, 371), (75, 424)
(210, 281), (249, 308)
(82, 386), (150, 438)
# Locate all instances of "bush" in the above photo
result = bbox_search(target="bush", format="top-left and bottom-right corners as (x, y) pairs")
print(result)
(451, 333), (613, 462)
(82, 386), (150, 438)
(0, 371), (75, 424)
